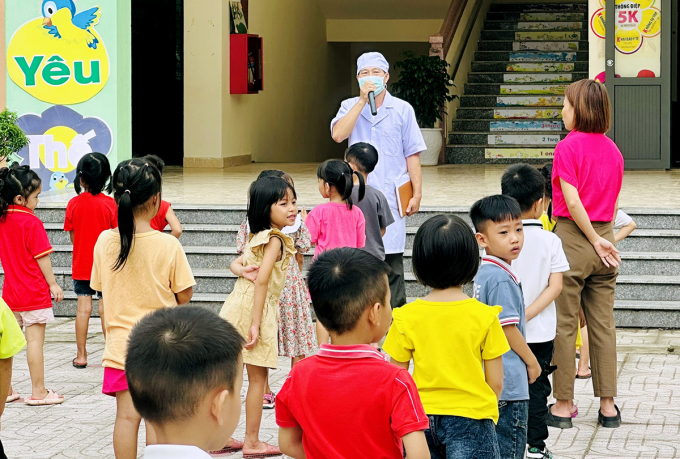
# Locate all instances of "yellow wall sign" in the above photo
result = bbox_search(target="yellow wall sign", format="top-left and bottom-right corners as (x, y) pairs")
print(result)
(6, 6), (110, 105)
(591, 0), (661, 53)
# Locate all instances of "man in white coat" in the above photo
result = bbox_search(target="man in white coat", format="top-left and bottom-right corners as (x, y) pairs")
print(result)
(331, 52), (425, 308)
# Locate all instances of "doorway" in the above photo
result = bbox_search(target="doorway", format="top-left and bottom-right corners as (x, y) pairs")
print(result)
(131, 0), (184, 165)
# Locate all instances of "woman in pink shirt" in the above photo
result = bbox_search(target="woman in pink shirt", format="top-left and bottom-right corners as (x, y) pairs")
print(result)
(306, 159), (366, 344)
(546, 80), (624, 430)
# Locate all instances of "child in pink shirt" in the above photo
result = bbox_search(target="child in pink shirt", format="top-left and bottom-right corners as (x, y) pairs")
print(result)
(306, 159), (366, 257)
(306, 159), (366, 344)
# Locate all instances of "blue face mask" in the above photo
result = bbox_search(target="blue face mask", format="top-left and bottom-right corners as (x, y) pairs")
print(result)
(358, 75), (385, 96)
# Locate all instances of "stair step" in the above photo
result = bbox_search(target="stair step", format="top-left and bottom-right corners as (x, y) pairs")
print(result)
(34, 274), (680, 317)
(481, 31), (583, 41)
(489, 4), (588, 13)
(49, 295), (680, 329)
(486, 12), (587, 21)
(471, 62), (586, 72)
(613, 301), (680, 328)
(45, 223), (242, 247)
(478, 41), (587, 51)
(484, 21), (585, 31)
(456, 107), (563, 120)
(475, 51), (587, 62)
(51, 292), (227, 316)
(450, 133), (564, 145)
(460, 95), (566, 107)
(453, 119), (564, 131)
(468, 72), (585, 84)
(465, 83), (570, 96)
(446, 145), (553, 164)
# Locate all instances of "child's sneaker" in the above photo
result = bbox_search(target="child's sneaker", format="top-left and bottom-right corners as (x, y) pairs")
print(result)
(527, 446), (553, 459)
(263, 392), (276, 409)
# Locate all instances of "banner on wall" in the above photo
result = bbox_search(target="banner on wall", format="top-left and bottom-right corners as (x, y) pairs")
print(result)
(589, 0), (661, 79)
(5, 1), (117, 197)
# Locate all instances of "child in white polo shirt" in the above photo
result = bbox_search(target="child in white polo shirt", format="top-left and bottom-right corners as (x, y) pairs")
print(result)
(502, 164), (570, 459)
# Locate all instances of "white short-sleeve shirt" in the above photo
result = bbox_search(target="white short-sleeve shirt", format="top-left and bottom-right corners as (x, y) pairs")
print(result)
(331, 91), (426, 254)
(144, 445), (212, 459)
(614, 210), (633, 229)
(513, 219), (570, 343)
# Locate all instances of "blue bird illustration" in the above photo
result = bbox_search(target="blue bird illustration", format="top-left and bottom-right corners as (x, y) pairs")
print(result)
(41, 0), (101, 49)
(50, 172), (69, 191)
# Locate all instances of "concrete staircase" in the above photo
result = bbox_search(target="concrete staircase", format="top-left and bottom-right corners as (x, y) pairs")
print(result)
(2, 204), (680, 328)
(447, 2), (588, 164)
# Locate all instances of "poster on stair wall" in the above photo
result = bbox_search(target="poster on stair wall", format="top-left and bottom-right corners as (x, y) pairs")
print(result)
(5, 0), (121, 201)
(589, 0), (661, 79)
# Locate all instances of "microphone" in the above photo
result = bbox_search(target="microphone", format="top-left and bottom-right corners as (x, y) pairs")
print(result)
(368, 91), (377, 116)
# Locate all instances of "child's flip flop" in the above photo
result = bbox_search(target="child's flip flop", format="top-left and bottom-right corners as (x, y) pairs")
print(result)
(6, 391), (20, 403)
(242, 442), (282, 458)
(209, 438), (244, 455)
(24, 389), (64, 406)
(72, 358), (87, 369)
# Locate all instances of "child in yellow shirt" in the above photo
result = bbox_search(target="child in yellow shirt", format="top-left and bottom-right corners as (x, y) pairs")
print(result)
(1, 297), (27, 459)
(384, 215), (510, 458)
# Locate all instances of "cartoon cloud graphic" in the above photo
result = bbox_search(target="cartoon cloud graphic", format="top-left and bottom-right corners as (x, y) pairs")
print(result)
(15, 105), (113, 188)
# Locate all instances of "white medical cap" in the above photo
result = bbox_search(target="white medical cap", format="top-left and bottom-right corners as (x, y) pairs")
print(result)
(356, 52), (389, 75)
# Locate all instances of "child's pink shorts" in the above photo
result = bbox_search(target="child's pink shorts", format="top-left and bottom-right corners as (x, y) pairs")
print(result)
(102, 367), (128, 396)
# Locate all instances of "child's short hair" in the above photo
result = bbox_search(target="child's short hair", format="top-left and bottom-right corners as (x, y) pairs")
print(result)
(247, 176), (297, 234)
(74, 152), (112, 196)
(0, 164), (41, 219)
(470, 195), (522, 233)
(308, 248), (390, 334)
(412, 215), (479, 289)
(126, 306), (245, 424)
(143, 155), (165, 175)
(257, 169), (294, 187)
(500, 164), (545, 213)
(565, 79), (611, 134)
(345, 142), (379, 174)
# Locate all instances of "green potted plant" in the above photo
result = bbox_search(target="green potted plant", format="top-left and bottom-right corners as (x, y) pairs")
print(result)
(0, 108), (29, 167)
(391, 51), (457, 166)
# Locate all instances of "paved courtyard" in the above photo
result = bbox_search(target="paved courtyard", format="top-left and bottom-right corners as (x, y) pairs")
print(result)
(2, 319), (680, 458)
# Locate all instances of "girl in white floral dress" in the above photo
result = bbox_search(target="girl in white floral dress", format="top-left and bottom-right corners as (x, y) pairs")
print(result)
(236, 170), (317, 408)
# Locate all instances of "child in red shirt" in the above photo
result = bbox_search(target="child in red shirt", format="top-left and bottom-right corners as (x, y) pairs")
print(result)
(276, 248), (430, 459)
(64, 153), (117, 368)
(144, 155), (182, 238)
(0, 164), (64, 406)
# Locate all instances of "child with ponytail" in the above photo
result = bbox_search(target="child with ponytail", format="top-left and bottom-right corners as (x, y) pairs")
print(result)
(91, 158), (195, 459)
(306, 159), (367, 344)
(0, 163), (64, 406)
(220, 176), (298, 458)
(64, 153), (117, 369)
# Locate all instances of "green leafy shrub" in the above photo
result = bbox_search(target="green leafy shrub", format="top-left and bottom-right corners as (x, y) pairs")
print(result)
(391, 51), (457, 129)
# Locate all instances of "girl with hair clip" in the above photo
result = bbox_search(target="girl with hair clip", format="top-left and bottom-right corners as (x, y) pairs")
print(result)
(90, 158), (195, 459)
(306, 159), (367, 345)
(220, 176), (298, 458)
(232, 170), (316, 408)
(142, 155), (183, 238)
(0, 163), (64, 406)
(64, 152), (117, 369)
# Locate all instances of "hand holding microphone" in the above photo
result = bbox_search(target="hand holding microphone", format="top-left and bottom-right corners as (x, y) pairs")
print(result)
(359, 80), (378, 116)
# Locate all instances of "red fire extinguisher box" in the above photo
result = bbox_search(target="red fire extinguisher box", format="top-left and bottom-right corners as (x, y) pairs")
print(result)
(230, 34), (263, 94)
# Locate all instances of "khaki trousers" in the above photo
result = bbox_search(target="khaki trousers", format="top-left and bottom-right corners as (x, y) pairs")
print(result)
(553, 217), (618, 400)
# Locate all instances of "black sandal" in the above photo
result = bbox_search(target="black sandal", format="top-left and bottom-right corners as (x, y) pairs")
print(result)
(598, 405), (621, 428)
(72, 358), (87, 369)
(545, 403), (573, 429)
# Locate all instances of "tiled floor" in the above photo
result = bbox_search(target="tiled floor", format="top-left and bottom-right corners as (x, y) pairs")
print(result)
(2, 321), (680, 458)
(38, 163), (680, 208)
